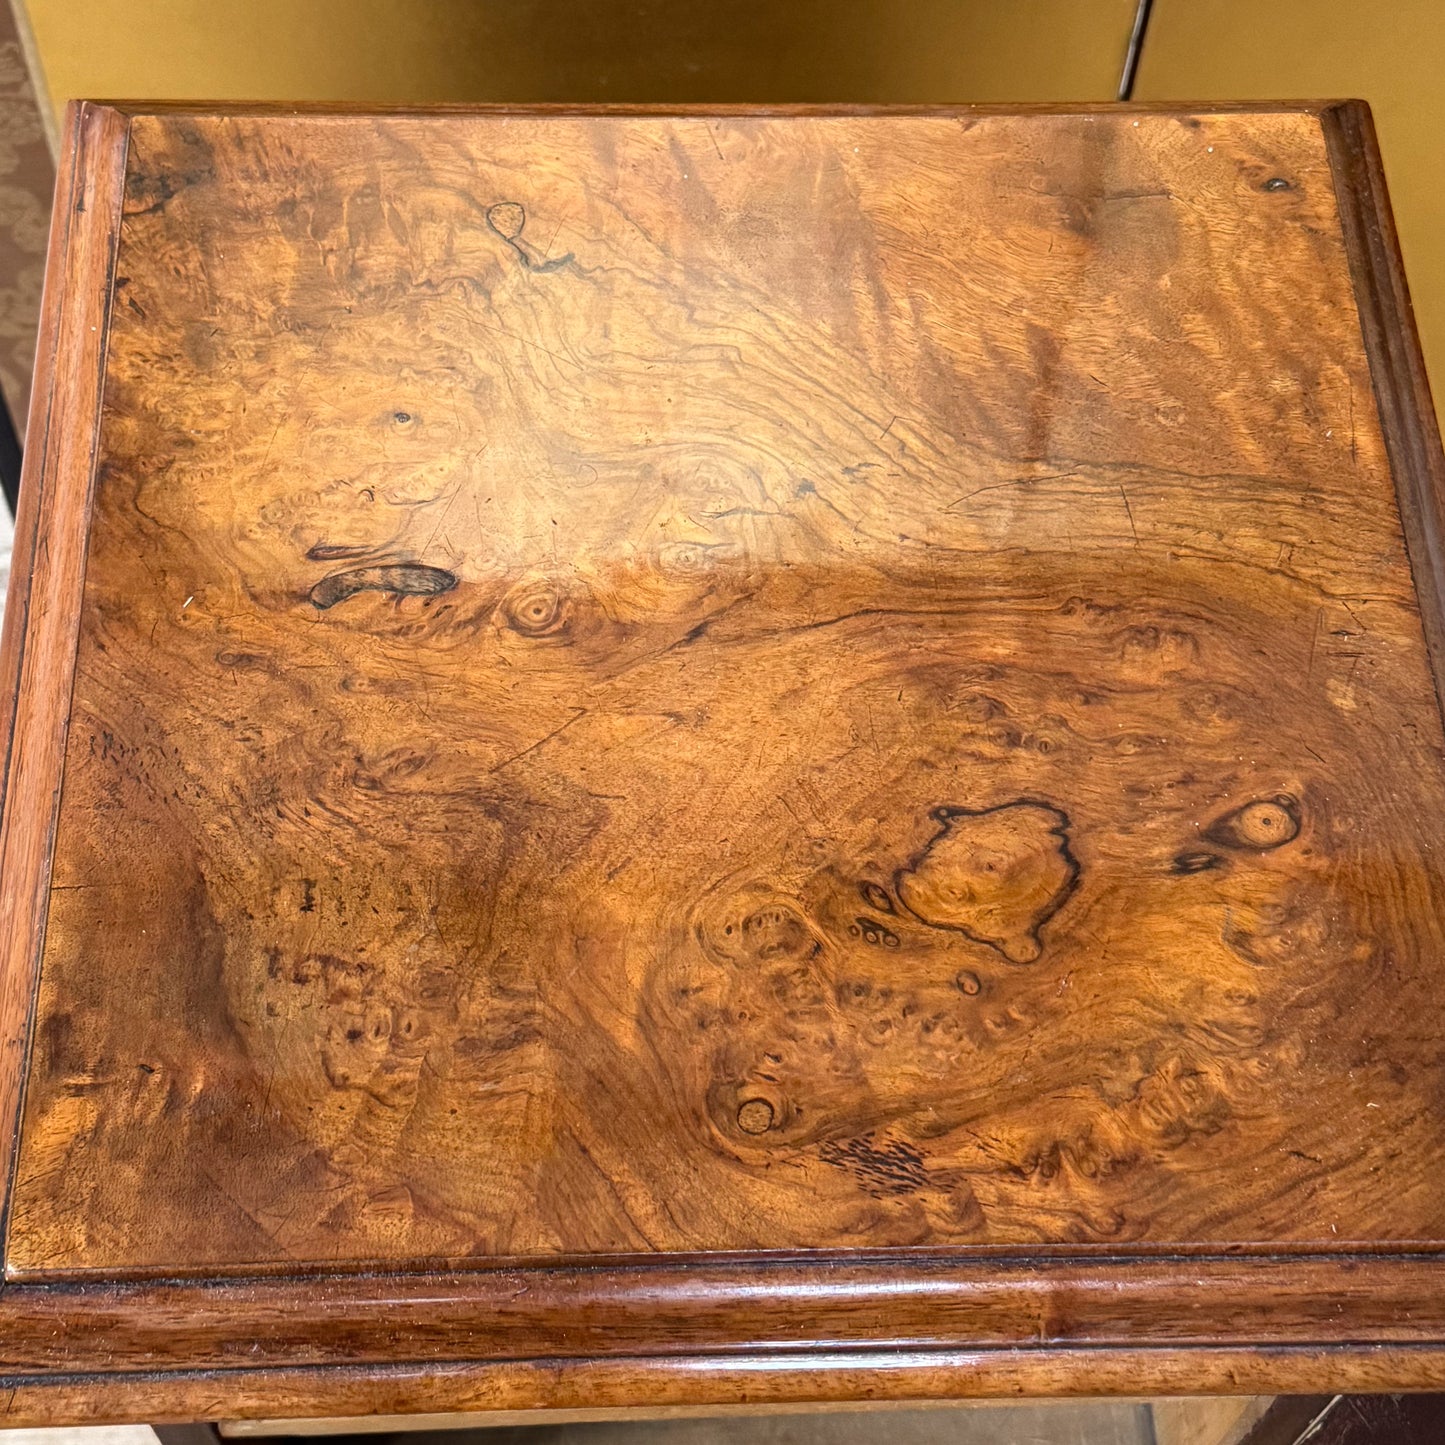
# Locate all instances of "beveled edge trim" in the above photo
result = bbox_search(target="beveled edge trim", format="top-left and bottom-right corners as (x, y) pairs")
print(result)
(0, 101), (130, 1248)
(1, 1343), (1444, 1430)
(1321, 100), (1445, 714)
(1, 1254), (1445, 1378)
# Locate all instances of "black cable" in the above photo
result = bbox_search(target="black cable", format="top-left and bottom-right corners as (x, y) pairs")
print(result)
(1118, 0), (1155, 101)
(0, 395), (20, 519)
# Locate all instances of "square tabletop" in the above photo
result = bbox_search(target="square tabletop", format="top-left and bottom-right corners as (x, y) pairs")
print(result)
(1, 99), (1444, 1424)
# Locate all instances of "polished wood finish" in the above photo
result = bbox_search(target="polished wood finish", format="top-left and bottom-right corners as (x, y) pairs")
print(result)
(0, 99), (1443, 1424)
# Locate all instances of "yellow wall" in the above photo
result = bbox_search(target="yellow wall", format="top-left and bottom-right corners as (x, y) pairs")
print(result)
(20, 0), (1137, 108)
(1138, 0), (1445, 417)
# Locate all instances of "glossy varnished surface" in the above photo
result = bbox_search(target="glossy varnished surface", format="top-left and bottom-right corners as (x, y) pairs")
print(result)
(4, 99), (1445, 1421)
(9, 107), (1445, 1275)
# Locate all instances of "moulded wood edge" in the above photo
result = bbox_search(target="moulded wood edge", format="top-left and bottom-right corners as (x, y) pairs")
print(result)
(4, 1254), (1445, 1378)
(1320, 100), (1445, 713)
(0, 99), (130, 1254)
(0, 1345), (1441, 1430)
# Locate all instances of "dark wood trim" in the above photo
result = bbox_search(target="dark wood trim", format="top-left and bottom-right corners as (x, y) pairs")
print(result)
(7, 1255), (1445, 1372)
(0, 101), (129, 1239)
(0, 1348), (1441, 1431)
(1321, 100), (1445, 712)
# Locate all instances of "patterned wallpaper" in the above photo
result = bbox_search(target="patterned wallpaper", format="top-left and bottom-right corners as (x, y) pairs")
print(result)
(0, 2), (53, 442)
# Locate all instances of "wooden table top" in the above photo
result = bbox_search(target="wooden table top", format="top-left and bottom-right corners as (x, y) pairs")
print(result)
(1, 99), (1444, 1425)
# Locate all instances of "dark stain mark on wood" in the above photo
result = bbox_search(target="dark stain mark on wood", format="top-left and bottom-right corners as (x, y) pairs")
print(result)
(896, 801), (1080, 963)
(819, 1133), (930, 1197)
(486, 200), (574, 274)
(858, 880), (895, 914)
(1173, 850), (1223, 874)
(309, 563), (458, 610)
(306, 541), (376, 562)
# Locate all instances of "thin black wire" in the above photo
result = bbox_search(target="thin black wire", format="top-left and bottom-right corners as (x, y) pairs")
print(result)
(0, 393), (19, 519)
(1118, 0), (1156, 101)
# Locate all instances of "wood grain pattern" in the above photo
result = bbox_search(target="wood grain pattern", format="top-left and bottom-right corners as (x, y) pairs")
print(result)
(20, 101), (1445, 1269)
(2, 100), (1445, 1421)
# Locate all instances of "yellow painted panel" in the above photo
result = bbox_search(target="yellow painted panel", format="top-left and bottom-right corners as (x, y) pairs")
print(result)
(23, 0), (1138, 111)
(1139, 0), (1445, 416)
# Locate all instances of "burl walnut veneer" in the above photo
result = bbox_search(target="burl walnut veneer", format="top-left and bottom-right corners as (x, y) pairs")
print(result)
(0, 100), (1443, 1424)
